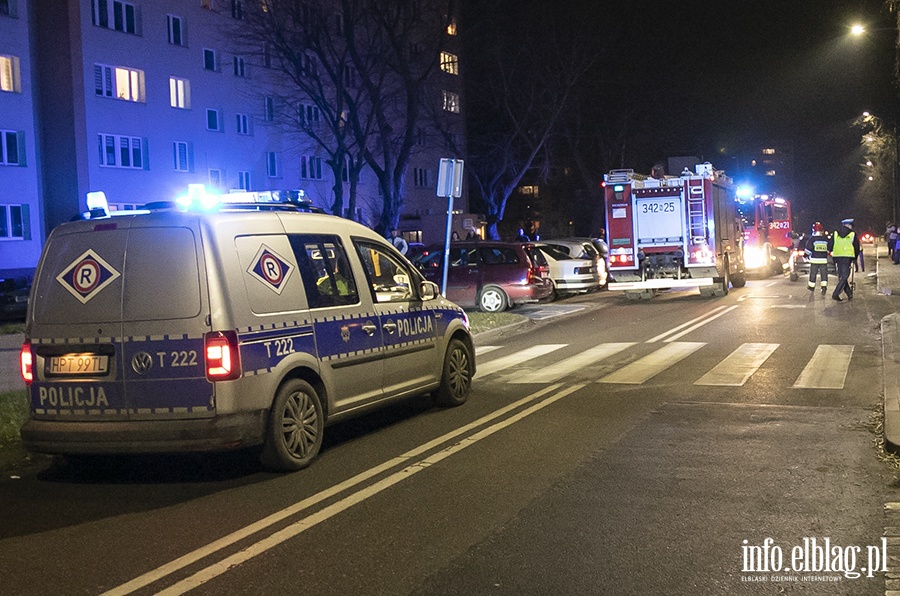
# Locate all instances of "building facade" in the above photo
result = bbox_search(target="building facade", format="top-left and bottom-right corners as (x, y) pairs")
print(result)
(1, 0), (468, 278)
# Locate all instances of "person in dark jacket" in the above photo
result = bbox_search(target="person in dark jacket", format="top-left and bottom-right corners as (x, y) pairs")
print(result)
(805, 222), (829, 295)
(830, 218), (861, 302)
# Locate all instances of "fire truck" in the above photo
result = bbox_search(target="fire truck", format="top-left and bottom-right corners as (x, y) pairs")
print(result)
(603, 163), (746, 299)
(735, 195), (793, 275)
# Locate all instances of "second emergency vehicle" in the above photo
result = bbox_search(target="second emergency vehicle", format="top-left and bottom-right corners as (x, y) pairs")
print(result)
(603, 163), (746, 299)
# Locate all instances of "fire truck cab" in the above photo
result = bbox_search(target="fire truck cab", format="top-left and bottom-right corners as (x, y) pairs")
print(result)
(604, 164), (746, 299)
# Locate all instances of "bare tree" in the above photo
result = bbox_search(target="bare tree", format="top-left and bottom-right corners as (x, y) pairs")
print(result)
(234, 1), (368, 217)
(461, 1), (595, 240)
(233, 0), (453, 229)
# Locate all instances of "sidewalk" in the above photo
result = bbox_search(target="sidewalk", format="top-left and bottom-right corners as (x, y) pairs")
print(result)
(878, 243), (900, 450)
(0, 332), (24, 393)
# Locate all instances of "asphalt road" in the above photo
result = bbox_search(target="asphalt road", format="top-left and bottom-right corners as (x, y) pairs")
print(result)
(0, 270), (897, 595)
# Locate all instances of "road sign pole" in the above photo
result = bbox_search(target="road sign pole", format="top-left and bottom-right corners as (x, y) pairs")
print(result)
(440, 160), (455, 296)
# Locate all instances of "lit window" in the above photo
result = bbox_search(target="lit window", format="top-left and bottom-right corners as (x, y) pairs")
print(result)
(94, 64), (145, 102)
(440, 52), (458, 75)
(442, 90), (460, 113)
(446, 17), (457, 36)
(762, 148), (775, 155)
(766, 170), (776, 176)
(0, 55), (20, 93)
(173, 141), (190, 172)
(0, 130), (22, 166)
(98, 133), (144, 169)
(167, 15), (185, 46)
(169, 77), (190, 108)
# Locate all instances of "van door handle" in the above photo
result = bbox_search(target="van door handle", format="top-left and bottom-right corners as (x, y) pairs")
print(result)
(361, 321), (378, 336)
(382, 321), (397, 334)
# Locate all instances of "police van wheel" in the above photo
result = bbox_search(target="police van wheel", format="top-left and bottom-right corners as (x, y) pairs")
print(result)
(479, 286), (508, 312)
(261, 379), (324, 472)
(434, 339), (473, 407)
(731, 271), (747, 288)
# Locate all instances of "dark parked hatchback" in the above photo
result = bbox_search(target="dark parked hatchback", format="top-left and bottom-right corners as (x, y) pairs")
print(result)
(416, 241), (553, 312)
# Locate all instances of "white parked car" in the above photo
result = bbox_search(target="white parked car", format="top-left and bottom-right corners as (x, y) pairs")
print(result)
(533, 243), (600, 299)
(541, 237), (608, 287)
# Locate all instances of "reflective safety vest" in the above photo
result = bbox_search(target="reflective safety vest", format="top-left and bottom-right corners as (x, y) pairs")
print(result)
(831, 232), (855, 257)
(806, 237), (829, 264)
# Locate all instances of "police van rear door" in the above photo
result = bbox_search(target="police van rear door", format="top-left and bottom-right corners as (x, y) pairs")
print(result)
(118, 219), (212, 420)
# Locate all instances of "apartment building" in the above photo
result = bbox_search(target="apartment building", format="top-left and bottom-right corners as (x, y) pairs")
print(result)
(0, 0), (42, 277)
(1, 0), (468, 277)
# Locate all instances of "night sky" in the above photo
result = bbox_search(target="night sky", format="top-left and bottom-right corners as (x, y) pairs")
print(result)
(596, 0), (897, 230)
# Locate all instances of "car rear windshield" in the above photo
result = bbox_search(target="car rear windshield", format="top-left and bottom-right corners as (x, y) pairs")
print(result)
(536, 245), (570, 261)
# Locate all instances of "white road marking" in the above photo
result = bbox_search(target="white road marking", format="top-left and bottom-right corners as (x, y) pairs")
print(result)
(598, 342), (706, 384)
(663, 305), (740, 342)
(103, 383), (570, 596)
(508, 342), (636, 384)
(150, 384), (586, 596)
(475, 346), (501, 356)
(645, 305), (731, 343)
(694, 343), (779, 386)
(792, 345), (854, 389)
(770, 305), (806, 309)
(474, 344), (567, 379)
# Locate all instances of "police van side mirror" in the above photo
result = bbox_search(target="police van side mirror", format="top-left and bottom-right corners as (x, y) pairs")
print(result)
(420, 280), (439, 300)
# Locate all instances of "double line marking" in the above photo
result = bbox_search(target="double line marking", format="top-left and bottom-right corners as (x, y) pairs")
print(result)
(103, 383), (584, 596)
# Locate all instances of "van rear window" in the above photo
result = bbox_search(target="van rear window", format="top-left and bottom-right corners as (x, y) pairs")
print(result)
(33, 226), (201, 324)
(123, 228), (201, 321)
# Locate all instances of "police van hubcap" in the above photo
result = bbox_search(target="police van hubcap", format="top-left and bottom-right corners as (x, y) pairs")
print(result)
(282, 390), (319, 457)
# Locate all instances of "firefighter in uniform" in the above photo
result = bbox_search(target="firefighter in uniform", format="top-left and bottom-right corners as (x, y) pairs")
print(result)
(830, 218), (860, 302)
(805, 222), (829, 294)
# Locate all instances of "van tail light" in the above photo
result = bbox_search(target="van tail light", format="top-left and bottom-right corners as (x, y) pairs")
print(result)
(205, 331), (242, 381)
(20, 342), (33, 384)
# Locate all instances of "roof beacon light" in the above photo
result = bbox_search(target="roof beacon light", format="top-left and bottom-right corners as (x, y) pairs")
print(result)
(86, 191), (109, 212)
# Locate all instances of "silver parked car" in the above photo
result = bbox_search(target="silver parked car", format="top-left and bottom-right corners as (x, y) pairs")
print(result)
(532, 243), (600, 299)
(541, 237), (608, 287)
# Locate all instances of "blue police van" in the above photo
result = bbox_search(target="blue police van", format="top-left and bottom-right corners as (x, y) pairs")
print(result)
(19, 189), (475, 471)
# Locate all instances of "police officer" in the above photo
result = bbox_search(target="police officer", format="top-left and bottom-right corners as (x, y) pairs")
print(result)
(805, 222), (829, 294)
(830, 218), (860, 302)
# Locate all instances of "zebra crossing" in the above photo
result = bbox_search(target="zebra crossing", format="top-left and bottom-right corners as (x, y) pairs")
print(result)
(474, 341), (856, 389)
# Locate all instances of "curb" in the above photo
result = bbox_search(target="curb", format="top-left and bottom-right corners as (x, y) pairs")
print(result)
(884, 314), (900, 452)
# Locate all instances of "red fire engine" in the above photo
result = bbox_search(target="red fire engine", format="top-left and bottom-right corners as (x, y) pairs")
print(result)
(735, 195), (793, 274)
(603, 163), (746, 299)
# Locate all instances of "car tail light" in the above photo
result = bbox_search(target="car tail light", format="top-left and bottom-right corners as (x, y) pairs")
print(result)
(20, 342), (33, 384)
(205, 331), (242, 381)
(528, 265), (543, 284)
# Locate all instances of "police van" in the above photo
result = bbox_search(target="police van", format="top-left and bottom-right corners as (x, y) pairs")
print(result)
(18, 188), (475, 471)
